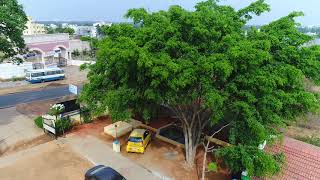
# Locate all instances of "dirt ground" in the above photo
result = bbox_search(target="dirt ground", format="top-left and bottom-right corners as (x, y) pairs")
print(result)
(286, 114), (320, 139)
(0, 65), (87, 95)
(16, 95), (76, 118)
(1, 134), (53, 156)
(70, 117), (230, 180)
(0, 142), (92, 180)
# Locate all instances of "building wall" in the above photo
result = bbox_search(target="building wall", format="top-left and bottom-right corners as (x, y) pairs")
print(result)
(23, 16), (46, 35)
(0, 62), (33, 79)
(69, 40), (91, 52)
(23, 33), (71, 63)
(23, 33), (70, 44)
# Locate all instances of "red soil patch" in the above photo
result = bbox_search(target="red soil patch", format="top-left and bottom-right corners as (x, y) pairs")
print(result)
(68, 116), (230, 180)
(70, 116), (112, 138)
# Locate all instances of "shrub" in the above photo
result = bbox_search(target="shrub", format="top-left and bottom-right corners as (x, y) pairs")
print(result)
(81, 107), (93, 124)
(216, 145), (283, 177)
(55, 117), (72, 134)
(295, 135), (320, 147)
(34, 116), (43, 129)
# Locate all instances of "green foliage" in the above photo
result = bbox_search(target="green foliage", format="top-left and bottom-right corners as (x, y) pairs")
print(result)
(55, 117), (72, 134)
(34, 116), (43, 129)
(295, 135), (320, 147)
(80, 0), (320, 176)
(72, 49), (81, 57)
(0, 0), (28, 62)
(62, 27), (75, 35)
(47, 27), (75, 35)
(82, 48), (88, 56)
(81, 107), (93, 124)
(216, 145), (283, 177)
(80, 36), (92, 41)
(80, 37), (99, 58)
(46, 26), (55, 34)
(208, 162), (218, 172)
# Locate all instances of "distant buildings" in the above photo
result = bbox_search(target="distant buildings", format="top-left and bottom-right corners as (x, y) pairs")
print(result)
(23, 16), (46, 35)
(60, 22), (112, 38)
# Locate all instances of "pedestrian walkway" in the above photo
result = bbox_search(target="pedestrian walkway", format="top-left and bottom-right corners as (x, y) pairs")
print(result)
(63, 135), (161, 180)
(0, 107), (42, 154)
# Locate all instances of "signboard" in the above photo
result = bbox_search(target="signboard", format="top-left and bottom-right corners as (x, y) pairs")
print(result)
(69, 84), (78, 95)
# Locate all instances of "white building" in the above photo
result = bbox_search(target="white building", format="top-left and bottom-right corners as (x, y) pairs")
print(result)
(23, 16), (46, 35)
(76, 26), (95, 37)
(49, 24), (58, 29)
(61, 23), (69, 28)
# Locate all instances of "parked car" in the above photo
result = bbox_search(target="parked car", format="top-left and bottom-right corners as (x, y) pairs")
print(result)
(126, 129), (151, 153)
(85, 165), (126, 180)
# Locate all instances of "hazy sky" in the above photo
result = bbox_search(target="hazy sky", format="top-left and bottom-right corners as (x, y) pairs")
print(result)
(18, 0), (320, 26)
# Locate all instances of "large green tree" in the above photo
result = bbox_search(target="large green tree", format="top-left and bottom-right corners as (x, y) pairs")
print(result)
(0, 0), (27, 62)
(80, 0), (320, 176)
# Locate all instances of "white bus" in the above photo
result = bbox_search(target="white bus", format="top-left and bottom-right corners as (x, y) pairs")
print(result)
(26, 68), (65, 83)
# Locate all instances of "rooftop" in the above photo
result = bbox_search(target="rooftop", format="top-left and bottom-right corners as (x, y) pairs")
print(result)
(270, 137), (320, 180)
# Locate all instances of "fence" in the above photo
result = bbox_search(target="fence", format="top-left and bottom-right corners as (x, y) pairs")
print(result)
(68, 60), (95, 66)
(0, 62), (33, 80)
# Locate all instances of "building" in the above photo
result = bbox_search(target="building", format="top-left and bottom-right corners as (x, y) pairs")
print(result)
(262, 137), (320, 180)
(23, 33), (71, 66)
(75, 26), (94, 37)
(23, 16), (46, 35)
(69, 39), (90, 53)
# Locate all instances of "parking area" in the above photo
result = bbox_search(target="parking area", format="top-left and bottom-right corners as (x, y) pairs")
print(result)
(71, 117), (230, 180)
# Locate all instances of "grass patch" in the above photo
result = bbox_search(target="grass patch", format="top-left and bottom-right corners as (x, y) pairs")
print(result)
(295, 135), (320, 147)
(34, 116), (43, 129)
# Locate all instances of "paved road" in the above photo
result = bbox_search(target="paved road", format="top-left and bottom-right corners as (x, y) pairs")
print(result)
(0, 86), (73, 109)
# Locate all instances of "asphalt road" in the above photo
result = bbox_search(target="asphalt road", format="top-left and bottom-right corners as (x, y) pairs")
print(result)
(0, 86), (74, 109)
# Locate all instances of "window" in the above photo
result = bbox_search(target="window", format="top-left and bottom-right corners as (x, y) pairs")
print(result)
(46, 71), (55, 75)
(143, 131), (149, 139)
(31, 72), (44, 77)
(128, 137), (142, 142)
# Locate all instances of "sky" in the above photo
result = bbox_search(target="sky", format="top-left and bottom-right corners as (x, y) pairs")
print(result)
(18, 0), (320, 26)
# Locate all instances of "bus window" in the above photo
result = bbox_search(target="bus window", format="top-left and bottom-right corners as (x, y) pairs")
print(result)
(46, 71), (55, 75)
(31, 72), (44, 77)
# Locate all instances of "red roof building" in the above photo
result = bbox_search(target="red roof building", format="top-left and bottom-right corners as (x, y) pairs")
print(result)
(270, 137), (320, 180)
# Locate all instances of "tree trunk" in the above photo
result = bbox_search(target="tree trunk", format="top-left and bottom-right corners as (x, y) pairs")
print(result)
(184, 127), (198, 167)
(169, 104), (210, 168)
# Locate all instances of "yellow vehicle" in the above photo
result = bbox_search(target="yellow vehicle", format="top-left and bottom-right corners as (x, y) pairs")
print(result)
(126, 129), (151, 153)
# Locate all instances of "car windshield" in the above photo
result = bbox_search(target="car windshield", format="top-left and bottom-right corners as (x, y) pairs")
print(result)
(128, 137), (142, 142)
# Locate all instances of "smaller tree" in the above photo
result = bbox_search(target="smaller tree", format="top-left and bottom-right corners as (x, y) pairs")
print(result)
(63, 27), (75, 35)
(0, 0), (28, 62)
(72, 49), (81, 57)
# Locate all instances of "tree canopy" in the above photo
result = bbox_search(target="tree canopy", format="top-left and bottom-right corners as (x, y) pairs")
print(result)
(47, 27), (75, 35)
(80, 0), (320, 177)
(0, 0), (27, 62)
